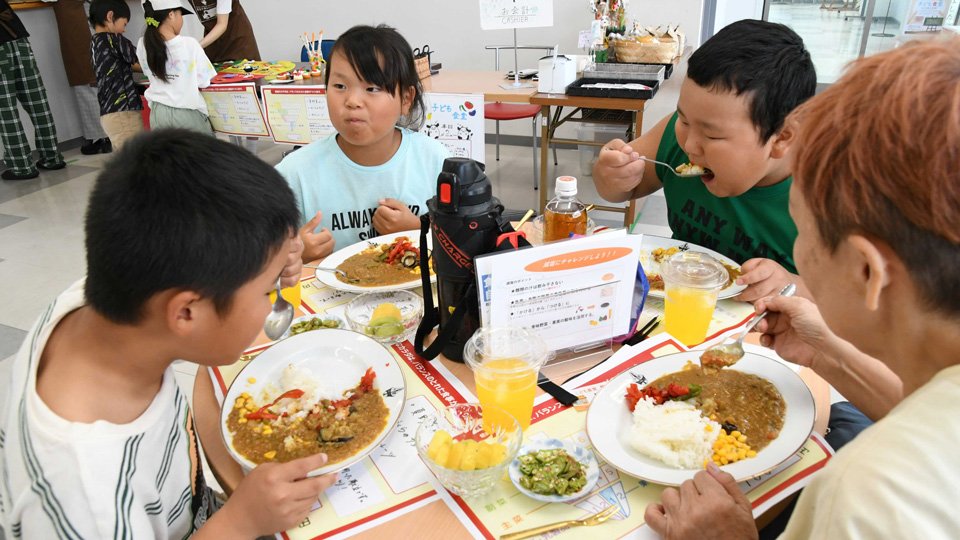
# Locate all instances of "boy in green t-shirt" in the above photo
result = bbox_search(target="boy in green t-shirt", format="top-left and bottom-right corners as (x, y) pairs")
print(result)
(593, 20), (815, 302)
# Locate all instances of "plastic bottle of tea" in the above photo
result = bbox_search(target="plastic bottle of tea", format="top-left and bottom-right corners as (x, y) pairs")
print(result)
(543, 176), (588, 242)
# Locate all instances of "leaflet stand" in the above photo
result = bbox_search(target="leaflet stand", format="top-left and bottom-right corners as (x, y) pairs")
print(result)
(499, 29), (536, 90)
(479, 0), (554, 89)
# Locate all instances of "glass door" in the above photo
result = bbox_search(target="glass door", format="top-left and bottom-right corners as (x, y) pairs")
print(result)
(763, 0), (883, 85)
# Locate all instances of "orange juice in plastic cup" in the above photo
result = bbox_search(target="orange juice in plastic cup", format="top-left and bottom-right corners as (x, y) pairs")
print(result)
(464, 328), (553, 431)
(661, 251), (728, 346)
(269, 281), (302, 310)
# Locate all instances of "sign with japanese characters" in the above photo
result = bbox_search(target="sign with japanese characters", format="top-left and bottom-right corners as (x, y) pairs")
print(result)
(200, 84), (270, 137)
(902, 0), (949, 32)
(421, 93), (485, 162)
(261, 86), (335, 145)
(479, 0), (554, 30)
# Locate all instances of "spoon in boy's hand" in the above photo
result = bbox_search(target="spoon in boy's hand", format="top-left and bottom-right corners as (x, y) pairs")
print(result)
(700, 283), (797, 372)
(637, 156), (711, 178)
(263, 278), (294, 340)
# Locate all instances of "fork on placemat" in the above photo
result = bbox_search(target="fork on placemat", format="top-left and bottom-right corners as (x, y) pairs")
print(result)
(499, 505), (619, 540)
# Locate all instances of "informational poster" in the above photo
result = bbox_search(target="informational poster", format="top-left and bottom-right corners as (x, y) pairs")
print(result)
(478, 0), (554, 30)
(261, 86), (335, 145)
(200, 84), (270, 137)
(477, 230), (643, 351)
(902, 0), (950, 31)
(421, 93), (485, 162)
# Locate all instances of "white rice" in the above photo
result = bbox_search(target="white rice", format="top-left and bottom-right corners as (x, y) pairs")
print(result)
(260, 364), (338, 421)
(627, 397), (720, 469)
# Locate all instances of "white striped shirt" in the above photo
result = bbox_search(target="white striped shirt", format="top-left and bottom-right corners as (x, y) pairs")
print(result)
(0, 280), (218, 539)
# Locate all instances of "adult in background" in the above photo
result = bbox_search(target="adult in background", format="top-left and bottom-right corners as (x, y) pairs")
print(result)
(0, 0), (66, 180)
(52, 0), (112, 154)
(188, 0), (260, 62)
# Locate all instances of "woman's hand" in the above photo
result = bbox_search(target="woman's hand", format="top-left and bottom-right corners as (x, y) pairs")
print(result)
(299, 211), (336, 263)
(373, 198), (419, 234)
(644, 464), (758, 540)
(753, 295), (834, 369)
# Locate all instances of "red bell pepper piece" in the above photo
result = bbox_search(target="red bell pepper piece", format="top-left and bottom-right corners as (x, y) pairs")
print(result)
(245, 389), (305, 421)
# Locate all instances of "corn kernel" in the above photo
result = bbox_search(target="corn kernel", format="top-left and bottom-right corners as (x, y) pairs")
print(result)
(262, 426), (273, 435)
(238, 418), (247, 424)
(247, 377), (257, 384)
(263, 450), (277, 460)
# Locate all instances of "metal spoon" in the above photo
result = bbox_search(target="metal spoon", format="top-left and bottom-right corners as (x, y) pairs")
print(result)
(304, 265), (359, 283)
(263, 278), (294, 341)
(700, 283), (797, 370)
(637, 156), (710, 178)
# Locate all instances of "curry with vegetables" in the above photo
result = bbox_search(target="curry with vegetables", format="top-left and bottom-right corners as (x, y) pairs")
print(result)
(336, 236), (429, 287)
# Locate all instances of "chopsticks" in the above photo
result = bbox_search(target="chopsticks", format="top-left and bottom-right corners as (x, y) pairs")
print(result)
(625, 316), (660, 346)
(516, 209), (535, 229)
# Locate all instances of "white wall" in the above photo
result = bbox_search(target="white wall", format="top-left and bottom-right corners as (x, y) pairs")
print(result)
(13, 0), (703, 146)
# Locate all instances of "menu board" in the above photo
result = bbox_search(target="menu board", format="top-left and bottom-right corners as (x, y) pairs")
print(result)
(261, 86), (336, 145)
(422, 93), (486, 162)
(200, 84), (270, 137)
(902, 0), (950, 32)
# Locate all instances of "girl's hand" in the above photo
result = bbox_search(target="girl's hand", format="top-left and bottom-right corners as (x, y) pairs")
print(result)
(735, 259), (800, 303)
(753, 295), (834, 369)
(218, 453), (338, 537)
(280, 233), (304, 288)
(299, 211), (336, 262)
(373, 199), (418, 234)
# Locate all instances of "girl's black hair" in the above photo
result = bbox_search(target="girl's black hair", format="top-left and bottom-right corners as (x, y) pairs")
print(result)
(89, 0), (131, 27)
(324, 25), (426, 129)
(142, 1), (176, 82)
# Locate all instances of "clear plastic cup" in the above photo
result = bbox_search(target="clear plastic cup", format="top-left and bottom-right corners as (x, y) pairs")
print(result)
(463, 327), (554, 431)
(661, 251), (728, 346)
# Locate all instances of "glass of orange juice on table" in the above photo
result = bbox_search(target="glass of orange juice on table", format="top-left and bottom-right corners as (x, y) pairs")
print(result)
(463, 327), (553, 431)
(661, 251), (728, 346)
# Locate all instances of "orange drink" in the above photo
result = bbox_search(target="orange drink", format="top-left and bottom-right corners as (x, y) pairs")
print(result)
(474, 358), (538, 430)
(464, 328), (553, 432)
(660, 251), (728, 346)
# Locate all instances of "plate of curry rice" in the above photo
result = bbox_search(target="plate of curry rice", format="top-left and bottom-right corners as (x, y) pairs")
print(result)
(639, 235), (746, 300)
(315, 230), (436, 293)
(220, 329), (406, 476)
(586, 351), (814, 486)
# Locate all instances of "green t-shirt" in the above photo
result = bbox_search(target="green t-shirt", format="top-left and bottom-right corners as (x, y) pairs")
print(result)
(654, 113), (798, 273)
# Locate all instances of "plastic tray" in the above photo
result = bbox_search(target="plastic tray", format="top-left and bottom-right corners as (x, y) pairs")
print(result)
(565, 77), (660, 100)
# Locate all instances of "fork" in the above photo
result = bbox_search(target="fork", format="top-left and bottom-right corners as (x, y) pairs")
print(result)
(499, 505), (619, 540)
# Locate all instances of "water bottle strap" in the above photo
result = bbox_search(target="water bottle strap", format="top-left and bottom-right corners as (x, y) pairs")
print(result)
(414, 214), (475, 360)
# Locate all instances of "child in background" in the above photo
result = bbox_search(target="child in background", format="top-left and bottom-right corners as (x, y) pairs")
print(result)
(593, 20), (816, 302)
(136, 0), (216, 134)
(0, 130), (335, 538)
(90, 0), (144, 150)
(276, 24), (450, 262)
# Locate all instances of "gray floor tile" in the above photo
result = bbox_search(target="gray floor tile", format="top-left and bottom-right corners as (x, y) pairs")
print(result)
(0, 323), (27, 360)
(0, 213), (26, 231)
(0, 163), (98, 205)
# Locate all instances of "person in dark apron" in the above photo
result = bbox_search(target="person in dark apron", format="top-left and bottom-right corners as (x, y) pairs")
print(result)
(189, 0), (260, 62)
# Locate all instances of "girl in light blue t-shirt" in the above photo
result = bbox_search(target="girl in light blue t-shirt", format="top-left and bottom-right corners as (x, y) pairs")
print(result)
(277, 25), (450, 262)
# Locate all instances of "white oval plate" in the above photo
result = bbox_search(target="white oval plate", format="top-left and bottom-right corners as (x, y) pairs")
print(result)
(585, 351), (814, 486)
(315, 230), (435, 293)
(220, 328), (406, 476)
(509, 438), (600, 503)
(639, 235), (746, 300)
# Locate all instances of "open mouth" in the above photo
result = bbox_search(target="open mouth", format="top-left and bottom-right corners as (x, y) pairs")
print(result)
(701, 169), (715, 182)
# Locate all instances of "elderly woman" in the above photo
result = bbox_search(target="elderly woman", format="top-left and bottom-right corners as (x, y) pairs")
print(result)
(644, 38), (960, 539)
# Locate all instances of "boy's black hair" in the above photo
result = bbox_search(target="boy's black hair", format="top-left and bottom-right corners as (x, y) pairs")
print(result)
(84, 129), (300, 323)
(88, 0), (131, 27)
(687, 19), (816, 142)
(324, 24), (426, 129)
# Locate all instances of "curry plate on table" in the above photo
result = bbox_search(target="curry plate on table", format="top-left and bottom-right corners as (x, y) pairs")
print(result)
(315, 230), (436, 293)
(639, 235), (746, 299)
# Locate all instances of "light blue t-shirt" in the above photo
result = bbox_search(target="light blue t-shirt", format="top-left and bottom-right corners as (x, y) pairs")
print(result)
(276, 128), (450, 249)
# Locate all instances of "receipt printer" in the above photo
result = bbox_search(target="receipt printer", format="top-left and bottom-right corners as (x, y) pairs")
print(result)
(538, 54), (577, 94)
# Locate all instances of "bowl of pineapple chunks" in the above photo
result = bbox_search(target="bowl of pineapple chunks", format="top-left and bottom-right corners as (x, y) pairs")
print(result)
(415, 403), (522, 497)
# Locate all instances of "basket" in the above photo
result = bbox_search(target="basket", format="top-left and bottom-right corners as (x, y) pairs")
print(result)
(415, 55), (431, 81)
(612, 38), (681, 64)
